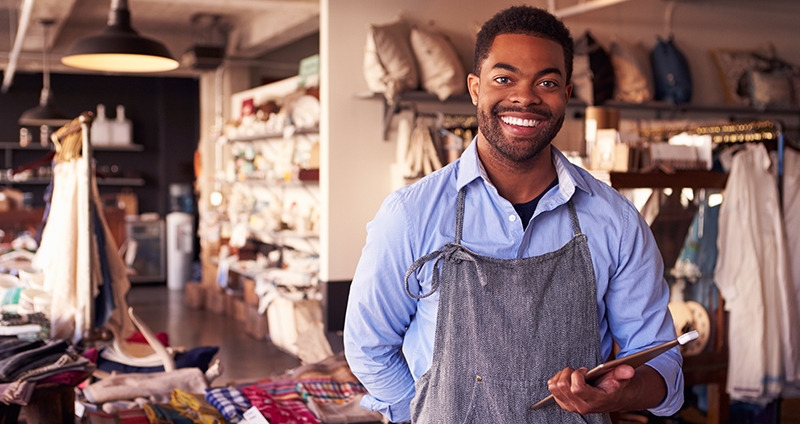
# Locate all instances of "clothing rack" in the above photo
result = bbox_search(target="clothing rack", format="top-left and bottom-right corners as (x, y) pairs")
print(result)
(380, 92), (477, 139)
(631, 119), (786, 203)
(50, 112), (98, 341)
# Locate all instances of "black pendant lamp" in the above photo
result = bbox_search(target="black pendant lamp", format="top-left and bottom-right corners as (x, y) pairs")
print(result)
(19, 20), (70, 127)
(61, 0), (179, 73)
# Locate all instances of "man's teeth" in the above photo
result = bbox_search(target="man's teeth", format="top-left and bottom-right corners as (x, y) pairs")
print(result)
(501, 116), (540, 127)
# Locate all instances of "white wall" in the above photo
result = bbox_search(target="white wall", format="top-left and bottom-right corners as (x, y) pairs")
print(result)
(321, 0), (800, 282)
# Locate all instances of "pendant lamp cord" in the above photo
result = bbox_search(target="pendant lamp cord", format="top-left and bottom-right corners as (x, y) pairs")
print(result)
(108, 0), (131, 28)
(40, 20), (52, 105)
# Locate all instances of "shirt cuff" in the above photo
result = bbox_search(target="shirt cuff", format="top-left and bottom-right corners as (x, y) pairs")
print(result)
(360, 393), (412, 423)
(645, 353), (684, 416)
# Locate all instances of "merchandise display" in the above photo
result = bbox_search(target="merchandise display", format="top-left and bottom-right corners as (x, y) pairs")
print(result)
(3, 1), (799, 422)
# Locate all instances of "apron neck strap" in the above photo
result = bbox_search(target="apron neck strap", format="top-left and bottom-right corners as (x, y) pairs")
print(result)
(567, 198), (582, 237)
(454, 188), (466, 245)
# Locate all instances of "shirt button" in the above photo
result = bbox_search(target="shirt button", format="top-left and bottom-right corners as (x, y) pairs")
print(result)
(509, 215), (516, 222)
(476, 376), (483, 381)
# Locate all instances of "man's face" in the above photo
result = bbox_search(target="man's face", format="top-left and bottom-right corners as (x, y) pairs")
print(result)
(468, 34), (572, 164)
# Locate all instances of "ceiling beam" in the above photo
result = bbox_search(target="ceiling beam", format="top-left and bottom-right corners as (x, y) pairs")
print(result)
(1, 0), (78, 91)
(1, 0), (34, 92)
(549, 0), (639, 18)
(228, 8), (319, 58)
(133, 0), (318, 12)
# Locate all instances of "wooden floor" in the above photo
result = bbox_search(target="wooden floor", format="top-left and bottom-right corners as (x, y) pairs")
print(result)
(127, 284), (343, 386)
(126, 285), (800, 423)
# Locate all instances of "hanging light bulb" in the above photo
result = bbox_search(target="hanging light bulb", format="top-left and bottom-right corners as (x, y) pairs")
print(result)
(18, 20), (70, 128)
(61, 0), (179, 73)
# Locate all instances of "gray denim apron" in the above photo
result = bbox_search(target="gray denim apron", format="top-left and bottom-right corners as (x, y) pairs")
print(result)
(405, 188), (611, 423)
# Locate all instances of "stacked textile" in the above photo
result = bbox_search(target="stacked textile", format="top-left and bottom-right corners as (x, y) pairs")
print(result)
(80, 352), (383, 424)
(297, 380), (381, 424)
(0, 337), (94, 406)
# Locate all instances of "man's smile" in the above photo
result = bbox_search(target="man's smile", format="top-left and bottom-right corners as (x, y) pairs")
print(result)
(500, 116), (541, 128)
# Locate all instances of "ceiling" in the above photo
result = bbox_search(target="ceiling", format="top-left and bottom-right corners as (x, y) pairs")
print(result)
(0, 0), (319, 84)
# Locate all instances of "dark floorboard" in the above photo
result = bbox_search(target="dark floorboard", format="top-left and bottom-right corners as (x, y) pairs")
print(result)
(126, 284), (342, 386)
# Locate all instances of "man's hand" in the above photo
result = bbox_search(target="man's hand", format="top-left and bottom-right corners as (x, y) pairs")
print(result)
(547, 365), (635, 414)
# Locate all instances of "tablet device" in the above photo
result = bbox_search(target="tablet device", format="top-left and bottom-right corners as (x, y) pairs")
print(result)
(530, 330), (698, 410)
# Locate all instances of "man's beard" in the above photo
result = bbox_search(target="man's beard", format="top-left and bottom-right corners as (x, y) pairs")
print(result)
(477, 103), (565, 164)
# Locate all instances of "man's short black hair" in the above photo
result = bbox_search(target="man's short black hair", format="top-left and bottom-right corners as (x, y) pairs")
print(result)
(473, 5), (574, 83)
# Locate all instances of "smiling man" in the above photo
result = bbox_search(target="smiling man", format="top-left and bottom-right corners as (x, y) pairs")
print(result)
(344, 5), (683, 423)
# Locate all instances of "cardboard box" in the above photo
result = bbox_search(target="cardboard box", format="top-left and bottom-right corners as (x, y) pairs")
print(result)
(224, 291), (244, 317)
(184, 282), (205, 309)
(245, 304), (269, 340)
(243, 278), (260, 306)
(233, 298), (247, 323)
(202, 257), (219, 289)
(205, 286), (226, 315)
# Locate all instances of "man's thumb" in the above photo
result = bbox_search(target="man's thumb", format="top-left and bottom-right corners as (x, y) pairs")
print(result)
(613, 365), (635, 381)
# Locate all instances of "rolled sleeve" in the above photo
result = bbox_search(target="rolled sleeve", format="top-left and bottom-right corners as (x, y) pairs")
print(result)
(607, 201), (685, 416)
(359, 386), (415, 423)
(646, 346), (684, 416)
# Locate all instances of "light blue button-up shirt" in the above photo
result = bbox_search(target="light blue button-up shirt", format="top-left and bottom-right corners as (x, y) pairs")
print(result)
(344, 141), (683, 422)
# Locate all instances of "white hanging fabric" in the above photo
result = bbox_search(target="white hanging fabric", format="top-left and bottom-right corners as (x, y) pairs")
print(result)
(715, 143), (800, 404)
(782, 147), (800, 397)
(34, 159), (91, 341)
(33, 117), (137, 347)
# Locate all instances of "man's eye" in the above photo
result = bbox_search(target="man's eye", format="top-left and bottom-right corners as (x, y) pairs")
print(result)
(494, 76), (511, 84)
(540, 80), (558, 88)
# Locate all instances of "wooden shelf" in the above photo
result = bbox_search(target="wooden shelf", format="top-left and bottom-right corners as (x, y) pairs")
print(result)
(226, 127), (318, 142)
(93, 144), (145, 152)
(3, 177), (144, 186)
(0, 142), (50, 150)
(609, 170), (728, 190)
(96, 177), (146, 186)
(0, 142), (144, 151)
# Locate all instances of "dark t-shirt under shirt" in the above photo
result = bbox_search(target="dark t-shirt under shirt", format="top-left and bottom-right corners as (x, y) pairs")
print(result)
(513, 178), (559, 230)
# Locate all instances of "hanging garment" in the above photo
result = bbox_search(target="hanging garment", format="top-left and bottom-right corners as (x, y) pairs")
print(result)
(405, 190), (610, 423)
(715, 143), (800, 404)
(34, 159), (85, 341)
(671, 194), (721, 310)
(782, 147), (800, 396)
(34, 157), (136, 343)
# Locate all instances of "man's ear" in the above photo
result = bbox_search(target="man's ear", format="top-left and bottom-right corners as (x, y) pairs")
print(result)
(468, 73), (480, 106)
(564, 83), (573, 103)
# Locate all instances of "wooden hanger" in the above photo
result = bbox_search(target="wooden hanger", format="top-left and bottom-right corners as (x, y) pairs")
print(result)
(51, 112), (94, 162)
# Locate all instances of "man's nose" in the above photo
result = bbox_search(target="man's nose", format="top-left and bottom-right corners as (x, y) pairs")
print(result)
(509, 84), (542, 106)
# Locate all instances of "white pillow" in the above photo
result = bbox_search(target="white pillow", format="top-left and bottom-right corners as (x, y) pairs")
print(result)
(363, 18), (419, 103)
(410, 24), (466, 101)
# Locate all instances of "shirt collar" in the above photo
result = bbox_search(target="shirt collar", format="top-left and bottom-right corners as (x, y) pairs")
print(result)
(456, 137), (593, 198)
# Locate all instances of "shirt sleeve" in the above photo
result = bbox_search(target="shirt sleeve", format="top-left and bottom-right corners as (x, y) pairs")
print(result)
(606, 200), (684, 416)
(344, 192), (419, 423)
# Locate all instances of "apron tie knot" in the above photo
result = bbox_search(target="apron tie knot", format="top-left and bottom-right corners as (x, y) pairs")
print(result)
(405, 244), (488, 299)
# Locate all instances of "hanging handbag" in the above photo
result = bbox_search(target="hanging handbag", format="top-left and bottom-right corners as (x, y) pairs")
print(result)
(574, 31), (616, 105)
(651, 36), (692, 104)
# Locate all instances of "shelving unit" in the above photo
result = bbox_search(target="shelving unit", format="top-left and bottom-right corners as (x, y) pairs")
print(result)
(365, 90), (800, 141)
(1, 141), (147, 188)
(217, 128), (321, 251)
(609, 169), (728, 189)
